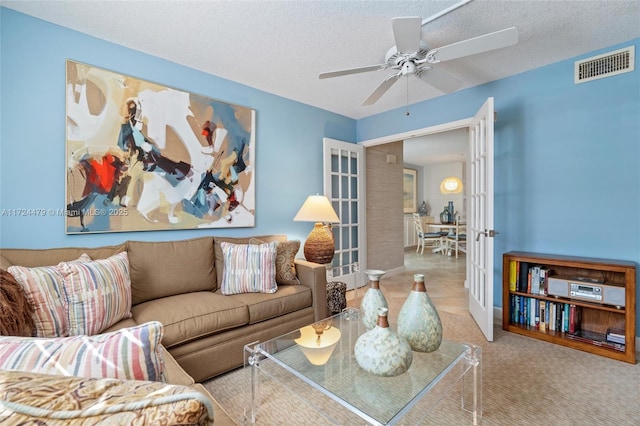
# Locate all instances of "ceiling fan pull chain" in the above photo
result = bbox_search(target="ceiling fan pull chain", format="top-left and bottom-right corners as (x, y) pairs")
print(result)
(406, 75), (410, 116)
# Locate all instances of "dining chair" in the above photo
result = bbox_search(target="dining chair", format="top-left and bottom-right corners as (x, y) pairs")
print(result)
(413, 213), (445, 255)
(445, 219), (467, 258)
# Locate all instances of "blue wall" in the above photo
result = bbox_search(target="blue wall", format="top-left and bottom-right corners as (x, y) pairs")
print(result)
(358, 38), (640, 332)
(0, 8), (356, 248)
(2, 9), (639, 334)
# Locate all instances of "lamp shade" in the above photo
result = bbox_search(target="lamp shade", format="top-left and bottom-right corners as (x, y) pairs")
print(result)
(294, 195), (340, 264)
(293, 195), (340, 223)
(439, 177), (463, 194)
(295, 324), (341, 366)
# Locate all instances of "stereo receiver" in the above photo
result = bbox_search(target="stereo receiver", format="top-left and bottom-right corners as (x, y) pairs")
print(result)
(546, 277), (625, 308)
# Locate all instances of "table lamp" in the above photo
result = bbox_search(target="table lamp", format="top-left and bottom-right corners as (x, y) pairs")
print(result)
(295, 322), (342, 366)
(293, 194), (340, 265)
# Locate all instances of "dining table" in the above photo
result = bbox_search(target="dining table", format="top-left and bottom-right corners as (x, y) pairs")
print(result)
(427, 223), (466, 254)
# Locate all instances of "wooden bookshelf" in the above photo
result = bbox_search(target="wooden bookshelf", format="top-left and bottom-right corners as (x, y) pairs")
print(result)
(502, 252), (636, 363)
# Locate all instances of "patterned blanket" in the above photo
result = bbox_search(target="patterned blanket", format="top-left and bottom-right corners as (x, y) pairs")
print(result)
(0, 371), (214, 425)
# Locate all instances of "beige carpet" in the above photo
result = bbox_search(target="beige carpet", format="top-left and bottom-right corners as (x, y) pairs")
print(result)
(205, 265), (640, 425)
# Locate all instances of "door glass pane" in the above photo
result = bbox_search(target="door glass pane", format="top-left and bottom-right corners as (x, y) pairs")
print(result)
(340, 151), (348, 173)
(331, 150), (339, 173)
(341, 201), (349, 224)
(350, 153), (358, 174)
(341, 227), (349, 249)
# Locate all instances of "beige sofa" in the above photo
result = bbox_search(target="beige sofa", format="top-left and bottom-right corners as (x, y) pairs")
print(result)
(1, 234), (329, 425)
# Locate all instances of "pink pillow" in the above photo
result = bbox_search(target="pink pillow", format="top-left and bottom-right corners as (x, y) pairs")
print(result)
(7, 254), (91, 337)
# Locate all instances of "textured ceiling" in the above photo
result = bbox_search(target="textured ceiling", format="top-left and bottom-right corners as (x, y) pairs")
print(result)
(4, 0), (640, 121)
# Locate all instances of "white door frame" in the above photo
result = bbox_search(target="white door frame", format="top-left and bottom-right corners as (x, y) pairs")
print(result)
(359, 112), (496, 340)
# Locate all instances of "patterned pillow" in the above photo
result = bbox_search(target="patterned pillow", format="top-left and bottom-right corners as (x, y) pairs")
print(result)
(0, 321), (165, 382)
(249, 239), (301, 285)
(7, 254), (91, 337)
(220, 242), (278, 295)
(58, 251), (132, 336)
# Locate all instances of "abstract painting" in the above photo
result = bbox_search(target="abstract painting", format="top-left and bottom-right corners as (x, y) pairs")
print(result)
(65, 60), (255, 233)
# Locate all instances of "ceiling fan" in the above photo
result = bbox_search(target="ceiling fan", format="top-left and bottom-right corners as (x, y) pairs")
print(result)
(319, 2), (519, 106)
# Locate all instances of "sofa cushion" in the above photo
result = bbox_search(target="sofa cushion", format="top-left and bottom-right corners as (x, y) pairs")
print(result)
(0, 321), (165, 382)
(220, 241), (278, 295)
(214, 235), (287, 287)
(127, 237), (216, 305)
(250, 238), (301, 285)
(227, 284), (312, 324)
(7, 254), (91, 337)
(58, 251), (133, 336)
(131, 291), (249, 348)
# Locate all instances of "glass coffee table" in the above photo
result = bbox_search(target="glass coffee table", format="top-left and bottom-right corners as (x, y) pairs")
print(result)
(244, 309), (482, 425)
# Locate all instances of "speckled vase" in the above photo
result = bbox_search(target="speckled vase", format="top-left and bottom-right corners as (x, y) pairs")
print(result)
(397, 273), (443, 353)
(360, 270), (388, 330)
(354, 307), (413, 377)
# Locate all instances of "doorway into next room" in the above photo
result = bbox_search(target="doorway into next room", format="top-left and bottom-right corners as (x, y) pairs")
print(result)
(403, 248), (467, 315)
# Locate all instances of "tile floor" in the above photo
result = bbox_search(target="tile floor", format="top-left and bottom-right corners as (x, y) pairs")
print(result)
(347, 248), (468, 320)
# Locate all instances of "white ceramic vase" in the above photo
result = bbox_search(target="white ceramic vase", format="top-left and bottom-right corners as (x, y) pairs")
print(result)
(354, 307), (413, 377)
(397, 273), (443, 353)
(360, 269), (388, 330)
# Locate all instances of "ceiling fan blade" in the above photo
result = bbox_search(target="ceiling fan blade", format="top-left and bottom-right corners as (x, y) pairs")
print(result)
(428, 27), (518, 63)
(362, 73), (402, 106)
(391, 17), (422, 54)
(319, 64), (387, 79)
(418, 67), (464, 93)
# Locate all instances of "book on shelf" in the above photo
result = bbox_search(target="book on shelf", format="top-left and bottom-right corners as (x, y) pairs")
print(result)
(568, 304), (581, 334)
(606, 328), (625, 344)
(530, 266), (540, 295)
(538, 266), (550, 295)
(509, 260), (517, 292)
(567, 329), (625, 352)
(517, 262), (529, 293)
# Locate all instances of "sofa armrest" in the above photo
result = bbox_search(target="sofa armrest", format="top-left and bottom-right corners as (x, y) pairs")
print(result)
(294, 259), (328, 321)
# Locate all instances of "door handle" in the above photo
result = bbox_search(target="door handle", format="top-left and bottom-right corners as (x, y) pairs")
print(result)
(476, 229), (500, 241)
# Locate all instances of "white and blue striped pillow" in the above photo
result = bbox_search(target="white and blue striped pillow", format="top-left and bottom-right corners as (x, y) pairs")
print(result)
(58, 251), (132, 336)
(220, 242), (278, 295)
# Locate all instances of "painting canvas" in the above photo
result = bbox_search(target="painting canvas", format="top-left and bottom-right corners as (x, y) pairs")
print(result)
(65, 60), (255, 233)
(403, 168), (417, 213)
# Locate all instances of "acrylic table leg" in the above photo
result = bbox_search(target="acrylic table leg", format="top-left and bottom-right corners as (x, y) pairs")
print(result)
(461, 344), (482, 425)
(244, 342), (262, 424)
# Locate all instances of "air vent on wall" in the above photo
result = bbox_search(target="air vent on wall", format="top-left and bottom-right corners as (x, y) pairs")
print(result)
(575, 46), (635, 84)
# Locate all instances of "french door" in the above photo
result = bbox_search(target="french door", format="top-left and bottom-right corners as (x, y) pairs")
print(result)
(323, 138), (365, 291)
(467, 97), (496, 341)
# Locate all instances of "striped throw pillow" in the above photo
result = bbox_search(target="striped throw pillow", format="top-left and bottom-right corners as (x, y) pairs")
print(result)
(220, 242), (278, 295)
(7, 254), (91, 337)
(58, 251), (132, 336)
(0, 321), (165, 382)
